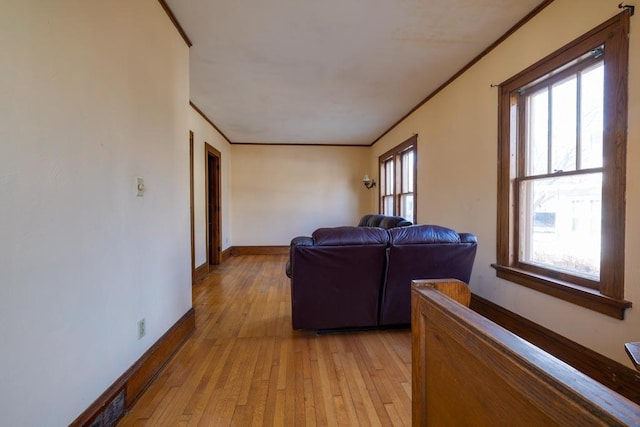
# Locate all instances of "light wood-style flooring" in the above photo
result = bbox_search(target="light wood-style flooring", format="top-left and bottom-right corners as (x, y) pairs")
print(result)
(119, 255), (412, 426)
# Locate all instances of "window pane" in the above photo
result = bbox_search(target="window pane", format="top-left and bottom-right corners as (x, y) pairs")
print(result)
(580, 62), (604, 169)
(402, 150), (414, 192)
(400, 194), (413, 223)
(382, 196), (394, 216)
(526, 88), (549, 175)
(519, 173), (601, 279)
(551, 76), (577, 172)
(385, 160), (394, 196)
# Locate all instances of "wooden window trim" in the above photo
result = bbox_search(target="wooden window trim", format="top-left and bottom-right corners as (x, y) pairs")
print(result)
(379, 135), (418, 221)
(493, 11), (631, 319)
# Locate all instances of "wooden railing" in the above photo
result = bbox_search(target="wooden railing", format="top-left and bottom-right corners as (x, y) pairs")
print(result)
(626, 342), (640, 372)
(411, 279), (640, 426)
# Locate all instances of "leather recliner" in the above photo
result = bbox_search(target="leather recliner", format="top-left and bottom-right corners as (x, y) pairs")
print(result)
(380, 225), (477, 325)
(288, 227), (389, 330)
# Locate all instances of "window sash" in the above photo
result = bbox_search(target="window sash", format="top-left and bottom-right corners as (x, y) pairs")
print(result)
(399, 192), (414, 224)
(515, 171), (602, 288)
(520, 59), (604, 178)
(380, 158), (394, 197)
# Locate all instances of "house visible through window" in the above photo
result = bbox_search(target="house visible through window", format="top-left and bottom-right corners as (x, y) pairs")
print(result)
(493, 12), (631, 319)
(380, 135), (417, 223)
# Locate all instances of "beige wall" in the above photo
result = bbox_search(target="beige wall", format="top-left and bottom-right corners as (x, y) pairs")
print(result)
(189, 109), (234, 266)
(0, 0), (191, 424)
(231, 145), (371, 245)
(371, 0), (639, 367)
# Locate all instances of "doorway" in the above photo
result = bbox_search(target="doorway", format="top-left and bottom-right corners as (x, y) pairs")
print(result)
(205, 143), (221, 266)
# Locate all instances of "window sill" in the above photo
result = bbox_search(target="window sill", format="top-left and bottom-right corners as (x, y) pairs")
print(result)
(491, 264), (632, 319)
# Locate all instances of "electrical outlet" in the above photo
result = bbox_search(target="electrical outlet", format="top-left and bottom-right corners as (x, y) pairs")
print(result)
(137, 318), (146, 340)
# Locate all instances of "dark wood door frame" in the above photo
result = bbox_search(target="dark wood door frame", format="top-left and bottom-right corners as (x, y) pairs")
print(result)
(189, 131), (196, 283)
(205, 142), (222, 266)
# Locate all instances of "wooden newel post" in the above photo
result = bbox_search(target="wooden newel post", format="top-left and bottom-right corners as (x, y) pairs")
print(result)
(625, 342), (640, 371)
(411, 279), (471, 307)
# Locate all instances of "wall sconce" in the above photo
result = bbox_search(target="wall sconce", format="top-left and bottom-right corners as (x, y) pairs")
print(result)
(362, 174), (376, 189)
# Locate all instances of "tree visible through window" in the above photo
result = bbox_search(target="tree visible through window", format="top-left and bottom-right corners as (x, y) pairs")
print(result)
(493, 12), (630, 319)
(379, 135), (417, 223)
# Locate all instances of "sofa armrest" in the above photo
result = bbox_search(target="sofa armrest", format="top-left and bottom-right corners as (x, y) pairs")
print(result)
(287, 236), (314, 278)
(291, 236), (314, 247)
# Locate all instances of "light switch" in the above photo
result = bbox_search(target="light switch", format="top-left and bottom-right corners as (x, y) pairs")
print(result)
(136, 177), (145, 197)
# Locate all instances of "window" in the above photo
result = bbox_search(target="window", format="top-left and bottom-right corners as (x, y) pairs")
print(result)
(379, 135), (417, 223)
(493, 12), (630, 319)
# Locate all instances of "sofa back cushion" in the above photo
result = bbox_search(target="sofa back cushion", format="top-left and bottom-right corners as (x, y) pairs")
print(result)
(381, 225), (478, 326)
(312, 226), (389, 246)
(357, 214), (412, 229)
(388, 224), (465, 244)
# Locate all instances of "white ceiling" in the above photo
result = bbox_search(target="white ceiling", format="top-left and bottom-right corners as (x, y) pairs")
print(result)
(165, 0), (543, 145)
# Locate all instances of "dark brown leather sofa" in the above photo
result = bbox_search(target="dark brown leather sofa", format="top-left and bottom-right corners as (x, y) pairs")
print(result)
(287, 224), (477, 331)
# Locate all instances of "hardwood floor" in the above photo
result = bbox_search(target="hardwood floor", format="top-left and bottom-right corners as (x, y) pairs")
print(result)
(118, 255), (412, 426)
